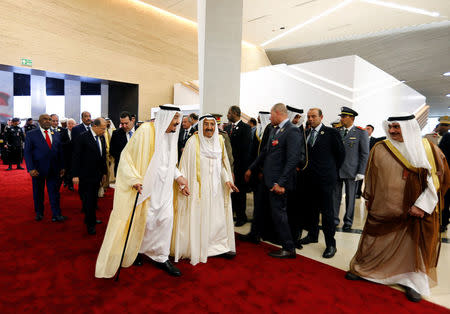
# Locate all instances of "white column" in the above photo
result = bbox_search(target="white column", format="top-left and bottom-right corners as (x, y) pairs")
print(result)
(31, 75), (46, 119)
(64, 79), (81, 121)
(197, 0), (243, 116)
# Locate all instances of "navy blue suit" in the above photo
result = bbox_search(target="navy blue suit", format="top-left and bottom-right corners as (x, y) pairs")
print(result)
(71, 123), (90, 142)
(24, 128), (65, 218)
(303, 124), (345, 248)
(250, 120), (303, 250)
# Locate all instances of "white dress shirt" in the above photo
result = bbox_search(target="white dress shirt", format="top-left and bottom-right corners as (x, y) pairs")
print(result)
(40, 126), (53, 144)
(90, 128), (102, 156)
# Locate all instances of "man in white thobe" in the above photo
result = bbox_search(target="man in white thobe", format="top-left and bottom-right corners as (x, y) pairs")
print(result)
(172, 115), (238, 265)
(95, 105), (189, 278)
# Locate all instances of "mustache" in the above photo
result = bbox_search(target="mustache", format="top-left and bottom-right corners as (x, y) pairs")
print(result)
(205, 128), (214, 132)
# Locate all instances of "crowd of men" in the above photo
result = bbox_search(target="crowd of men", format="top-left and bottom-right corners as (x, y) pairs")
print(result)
(2, 105), (449, 303)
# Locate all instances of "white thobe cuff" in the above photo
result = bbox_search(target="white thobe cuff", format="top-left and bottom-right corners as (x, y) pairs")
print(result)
(174, 167), (183, 180)
(414, 174), (438, 215)
(221, 165), (230, 183)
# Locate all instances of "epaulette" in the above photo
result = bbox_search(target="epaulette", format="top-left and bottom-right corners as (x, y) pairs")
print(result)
(356, 126), (365, 130)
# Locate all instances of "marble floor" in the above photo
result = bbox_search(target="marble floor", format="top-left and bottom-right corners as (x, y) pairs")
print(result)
(235, 194), (450, 309)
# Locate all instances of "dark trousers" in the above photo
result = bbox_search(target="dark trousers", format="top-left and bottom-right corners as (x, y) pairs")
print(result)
(32, 175), (62, 218)
(304, 179), (336, 248)
(269, 190), (294, 250)
(287, 172), (305, 241)
(250, 180), (275, 240)
(333, 178), (358, 226)
(442, 190), (450, 228)
(232, 172), (247, 221)
(8, 147), (22, 166)
(79, 180), (99, 228)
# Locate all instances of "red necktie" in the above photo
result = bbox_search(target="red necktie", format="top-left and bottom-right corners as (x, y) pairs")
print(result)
(44, 130), (52, 149)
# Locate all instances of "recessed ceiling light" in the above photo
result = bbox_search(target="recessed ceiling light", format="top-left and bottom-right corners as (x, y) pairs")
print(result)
(261, 0), (354, 47)
(446, 94), (450, 98)
(443, 72), (450, 76)
(361, 0), (440, 17)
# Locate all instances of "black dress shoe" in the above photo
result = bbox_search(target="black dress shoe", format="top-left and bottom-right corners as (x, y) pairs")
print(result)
(6, 167), (12, 171)
(295, 241), (303, 250)
(217, 251), (236, 259)
(87, 226), (96, 235)
(35, 214), (43, 221)
(239, 233), (260, 244)
(52, 215), (67, 222)
(298, 235), (318, 245)
(235, 219), (247, 227)
(268, 249), (296, 259)
(68, 186), (74, 191)
(156, 260), (181, 277)
(16, 166), (24, 170)
(96, 220), (102, 224)
(345, 271), (362, 280)
(343, 224), (352, 232)
(404, 286), (422, 302)
(133, 254), (143, 266)
(322, 246), (337, 258)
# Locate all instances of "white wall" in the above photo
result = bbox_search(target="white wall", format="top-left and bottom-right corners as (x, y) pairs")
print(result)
(174, 55), (426, 134)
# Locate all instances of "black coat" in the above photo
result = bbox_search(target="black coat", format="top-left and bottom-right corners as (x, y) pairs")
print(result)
(72, 131), (107, 183)
(224, 120), (252, 179)
(250, 121), (303, 191)
(304, 125), (345, 186)
(71, 124), (90, 142)
(60, 128), (73, 172)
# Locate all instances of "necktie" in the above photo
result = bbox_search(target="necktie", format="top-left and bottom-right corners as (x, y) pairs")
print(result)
(343, 129), (348, 138)
(44, 130), (52, 149)
(308, 129), (316, 146)
(129, 130), (133, 138)
(86, 125), (90, 132)
(184, 130), (188, 141)
(95, 136), (101, 155)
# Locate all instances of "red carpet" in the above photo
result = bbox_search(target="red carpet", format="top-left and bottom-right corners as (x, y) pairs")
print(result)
(0, 163), (448, 313)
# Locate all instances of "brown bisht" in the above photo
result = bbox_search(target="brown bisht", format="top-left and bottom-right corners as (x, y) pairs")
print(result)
(350, 139), (450, 288)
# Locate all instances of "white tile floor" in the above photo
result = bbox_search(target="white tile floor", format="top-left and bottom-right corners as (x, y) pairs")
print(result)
(235, 194), (450, 309)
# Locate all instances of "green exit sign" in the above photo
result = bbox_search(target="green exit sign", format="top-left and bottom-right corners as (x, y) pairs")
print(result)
(21, 58), (32, 67)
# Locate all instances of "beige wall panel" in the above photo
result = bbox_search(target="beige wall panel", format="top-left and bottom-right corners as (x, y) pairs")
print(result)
(0, 0), (270, 120)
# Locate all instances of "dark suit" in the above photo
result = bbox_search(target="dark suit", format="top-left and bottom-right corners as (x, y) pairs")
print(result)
(250, 120), (303, 250)
(248, 125), (276, 241)
(225, 120), (252, 223)
(110, 126), (138, 175)
(287, 124), (308, 241)
(24, 128), (65, 218)
(188, 123), (198, 137)
(60, 128), (74, 188)
(72, 131), (107, 229)
(178, 127), (192, 160)
(302, 124), (345, 248)
(71, 123), (91, 142)
(439, 132), (450, 229)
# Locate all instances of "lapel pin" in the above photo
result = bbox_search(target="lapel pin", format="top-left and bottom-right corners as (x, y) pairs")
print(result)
(320, 131), (324, 135)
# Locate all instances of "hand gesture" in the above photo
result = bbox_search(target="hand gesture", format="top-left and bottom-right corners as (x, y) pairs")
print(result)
(408, 205), (425, 218)
(132, 183), (143, 193)
(244, 169), (251, 183)
(270, 183), (285, 195)
(226, 181), (239, 193)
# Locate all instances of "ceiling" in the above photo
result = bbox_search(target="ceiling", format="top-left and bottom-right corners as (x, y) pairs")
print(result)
(141, 0), (449, 116)
(141, 0), (449, 49)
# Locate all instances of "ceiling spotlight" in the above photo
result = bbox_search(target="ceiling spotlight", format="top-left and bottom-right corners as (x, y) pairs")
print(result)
(446, 94), (450, 98)
(443, 72), (450, 76)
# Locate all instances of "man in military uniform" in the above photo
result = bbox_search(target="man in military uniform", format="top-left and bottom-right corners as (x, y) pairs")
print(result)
(333, 107), (369, 231)
(4, 118), (25, 170)
(24, 118), (37, 133)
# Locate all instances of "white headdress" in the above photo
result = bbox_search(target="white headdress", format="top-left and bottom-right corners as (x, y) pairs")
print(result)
(257, 111), (271, 138)
(198, 114), (222, 194)
(382, 113), (431, 170)
(138, 105), (181, 206)
(287, 105), (305, 126)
